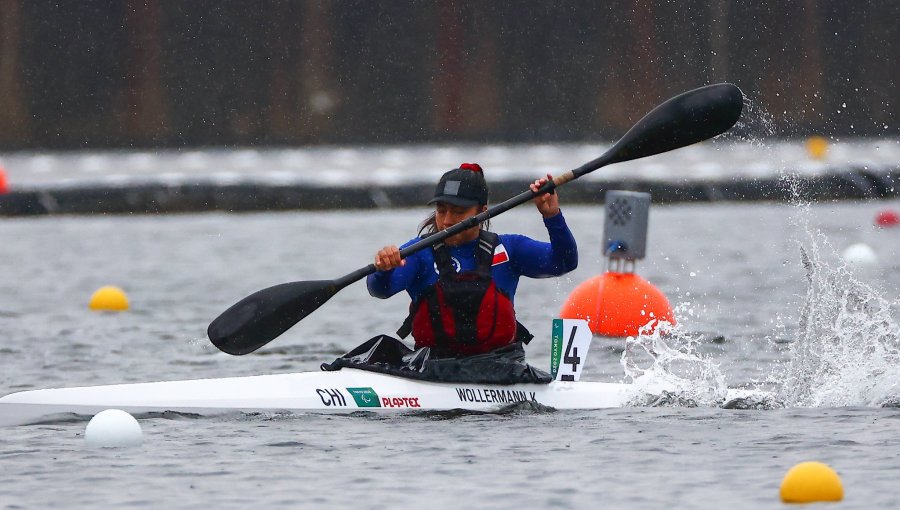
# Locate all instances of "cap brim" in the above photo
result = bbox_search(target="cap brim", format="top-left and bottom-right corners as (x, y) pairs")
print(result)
(427, 195), (480, 207)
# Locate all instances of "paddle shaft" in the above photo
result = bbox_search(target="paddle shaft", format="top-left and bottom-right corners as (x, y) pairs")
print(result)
(333, 156), (605, 291)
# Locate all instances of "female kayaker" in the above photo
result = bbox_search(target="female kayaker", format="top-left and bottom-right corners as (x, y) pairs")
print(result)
(367, 163), (578, 358)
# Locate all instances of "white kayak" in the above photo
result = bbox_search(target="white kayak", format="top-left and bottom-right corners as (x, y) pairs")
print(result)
(0, 367), (775, 426)
(0, 368), (638, 426)
(0, 320), (773, 425)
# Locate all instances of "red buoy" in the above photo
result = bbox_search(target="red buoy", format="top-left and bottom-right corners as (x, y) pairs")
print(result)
(0, 165), (8, 194)
(875, 209), (900, 228)
(560, 272), (674, 337)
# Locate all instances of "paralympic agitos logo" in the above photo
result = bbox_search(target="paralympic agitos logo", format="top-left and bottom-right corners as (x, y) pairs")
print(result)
(346, 387), (381, 407)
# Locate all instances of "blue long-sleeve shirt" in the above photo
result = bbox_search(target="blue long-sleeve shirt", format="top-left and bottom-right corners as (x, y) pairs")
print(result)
(367, 211), (578, 303)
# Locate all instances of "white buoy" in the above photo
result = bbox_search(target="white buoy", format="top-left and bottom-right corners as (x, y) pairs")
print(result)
(84, 409), (143, 448)
(842, 243), (878, 268)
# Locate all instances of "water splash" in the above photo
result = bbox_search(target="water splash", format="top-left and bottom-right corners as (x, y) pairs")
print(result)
(769, 175), (900, 407)
(617, 94), (900, 409)
(719, 93), (780, 142)
(616, 302), (782, 409)
(775, 243), (900, 407)
(620, 315), (729, 407)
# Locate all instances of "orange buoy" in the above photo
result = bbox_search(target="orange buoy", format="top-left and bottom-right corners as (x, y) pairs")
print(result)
(0, 165), (8, 194)
(560, 272), (674, 337)
(875, 209), (900, 227)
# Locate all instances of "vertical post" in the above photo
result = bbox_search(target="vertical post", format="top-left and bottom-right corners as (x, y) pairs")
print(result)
(433, 0), (463, 132)
(0, 0), (28, 144)
(709, 0), (730, 80)
(299, 0), (338, 136)
(124, 0), (169, 142)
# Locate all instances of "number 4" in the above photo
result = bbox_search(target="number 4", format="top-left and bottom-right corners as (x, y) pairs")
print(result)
(562, 326), (581, 381)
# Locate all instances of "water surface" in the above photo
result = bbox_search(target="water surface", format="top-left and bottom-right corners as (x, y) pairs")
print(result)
(2, 199), (900, 508)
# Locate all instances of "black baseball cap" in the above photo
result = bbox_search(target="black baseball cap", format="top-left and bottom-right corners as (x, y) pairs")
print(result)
(428, 163), (489, 207)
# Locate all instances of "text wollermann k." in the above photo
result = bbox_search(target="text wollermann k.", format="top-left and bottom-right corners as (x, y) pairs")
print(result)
(455, 388), (537, 404)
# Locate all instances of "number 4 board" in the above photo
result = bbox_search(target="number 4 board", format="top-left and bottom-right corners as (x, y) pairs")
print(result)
(550, 318), (592, 382)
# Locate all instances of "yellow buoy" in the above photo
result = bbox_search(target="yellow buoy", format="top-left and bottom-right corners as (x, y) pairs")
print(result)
(780, 461), (843, 503)
(89, 286), (130, 311)
(805, 136), (829, 160)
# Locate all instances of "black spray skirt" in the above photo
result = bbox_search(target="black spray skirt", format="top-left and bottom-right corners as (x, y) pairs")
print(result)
(321, 335), (552, 385)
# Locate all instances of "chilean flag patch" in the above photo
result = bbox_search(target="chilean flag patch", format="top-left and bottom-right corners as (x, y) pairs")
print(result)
(492, 243), (509, 266)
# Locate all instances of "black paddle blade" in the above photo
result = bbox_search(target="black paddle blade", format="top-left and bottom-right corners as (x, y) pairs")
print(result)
(603, 83), (743, 167)
(208, 280), (339, 355)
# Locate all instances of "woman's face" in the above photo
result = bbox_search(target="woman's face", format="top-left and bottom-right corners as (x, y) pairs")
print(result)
(435, 202), (487, 245)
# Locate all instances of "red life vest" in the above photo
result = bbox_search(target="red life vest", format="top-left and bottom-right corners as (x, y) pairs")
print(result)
(398, 231), (526, 357)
